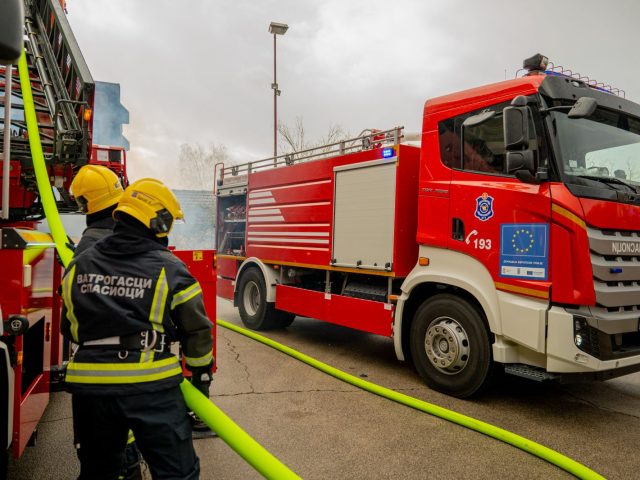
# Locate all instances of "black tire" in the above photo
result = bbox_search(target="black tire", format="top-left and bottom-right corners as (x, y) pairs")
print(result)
(410, 294), (494, 398)
(275, 311), (296, 328)
(237, 268), (295, 330)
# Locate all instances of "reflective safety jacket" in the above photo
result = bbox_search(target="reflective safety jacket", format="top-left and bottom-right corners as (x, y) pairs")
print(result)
(61, 221), (213, 395)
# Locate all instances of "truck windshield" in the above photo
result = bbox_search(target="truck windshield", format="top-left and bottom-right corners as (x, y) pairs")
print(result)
(552, 107), (640, 194)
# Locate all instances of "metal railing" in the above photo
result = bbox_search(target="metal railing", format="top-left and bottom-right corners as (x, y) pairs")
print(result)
(217, 126), (404, 186)
(516, 62), (626, 98)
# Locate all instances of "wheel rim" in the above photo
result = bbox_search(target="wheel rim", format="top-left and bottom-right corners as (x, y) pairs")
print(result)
(424, 316), (470, 375)
(243, 280), (261, 316)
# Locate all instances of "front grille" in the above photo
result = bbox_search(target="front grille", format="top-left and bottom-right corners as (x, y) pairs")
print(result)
(588, 227), (640, 313)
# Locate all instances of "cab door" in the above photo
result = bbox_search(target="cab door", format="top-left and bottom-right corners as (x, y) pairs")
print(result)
(446, 102), (552, 342)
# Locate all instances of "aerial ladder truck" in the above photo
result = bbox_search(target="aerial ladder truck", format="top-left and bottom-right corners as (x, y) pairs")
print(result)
(0, 0), (128, 471)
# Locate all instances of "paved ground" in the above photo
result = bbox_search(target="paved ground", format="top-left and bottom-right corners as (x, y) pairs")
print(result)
(8, 298), (640, 479)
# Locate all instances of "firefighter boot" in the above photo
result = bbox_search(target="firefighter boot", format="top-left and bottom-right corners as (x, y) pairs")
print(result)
(189, 363), (217, 439)
(189, 412), (218, 439)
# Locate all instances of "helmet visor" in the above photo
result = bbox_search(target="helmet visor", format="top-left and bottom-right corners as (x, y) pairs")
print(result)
(75, 195), (89, 214)
(150, 208), (175, 235)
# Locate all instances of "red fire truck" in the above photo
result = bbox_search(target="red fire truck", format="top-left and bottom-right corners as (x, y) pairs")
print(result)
(216, 54), (640, 398)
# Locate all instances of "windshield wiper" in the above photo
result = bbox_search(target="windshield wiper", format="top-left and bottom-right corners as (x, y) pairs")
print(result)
(574, 174), (639, 193)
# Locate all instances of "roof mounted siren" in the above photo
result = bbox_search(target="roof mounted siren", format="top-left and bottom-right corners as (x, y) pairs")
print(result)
(523, 53), (549, 75)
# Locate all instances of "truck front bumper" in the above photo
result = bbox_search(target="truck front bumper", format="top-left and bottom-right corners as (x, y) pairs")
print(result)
(547, 306), (640, 378)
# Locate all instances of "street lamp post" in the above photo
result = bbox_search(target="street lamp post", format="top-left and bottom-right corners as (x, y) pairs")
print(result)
(268, 21), (288, 160)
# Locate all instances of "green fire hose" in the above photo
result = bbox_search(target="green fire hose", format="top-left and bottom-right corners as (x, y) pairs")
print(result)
(17, 51), (73, 267)
(180, 380), (300, 479)
(18, 49), (300, 480)
(217, 319), (605, 480)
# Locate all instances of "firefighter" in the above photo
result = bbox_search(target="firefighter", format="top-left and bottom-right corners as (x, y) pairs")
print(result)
(69, 165), (144, 480)
(61, 178), (214, 480)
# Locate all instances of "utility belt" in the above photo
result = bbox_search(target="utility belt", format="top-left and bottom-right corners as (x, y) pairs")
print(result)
(82, 330), (171, 354)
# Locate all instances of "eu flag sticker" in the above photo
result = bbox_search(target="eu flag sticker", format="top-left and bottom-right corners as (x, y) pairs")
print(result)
(499, 223), (549, 280)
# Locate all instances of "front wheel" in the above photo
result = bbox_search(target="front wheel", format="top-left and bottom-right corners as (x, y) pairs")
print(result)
(410, 294), (494, 398)
(237, 267), (295, 330)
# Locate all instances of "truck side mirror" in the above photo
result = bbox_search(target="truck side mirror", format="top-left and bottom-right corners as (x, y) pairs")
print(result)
(0, 0), (24, 64)
(507, 150), (542, 184)
(506, 149), (535, 174)
(503, 106), (530, 151)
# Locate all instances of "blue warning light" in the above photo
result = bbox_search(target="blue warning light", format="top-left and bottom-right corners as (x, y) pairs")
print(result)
(382, 147), (394, 158)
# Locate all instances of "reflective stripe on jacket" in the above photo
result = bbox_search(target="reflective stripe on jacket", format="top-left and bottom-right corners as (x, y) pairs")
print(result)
(61, 227), (213, 395)
(65, 355), (182, 385)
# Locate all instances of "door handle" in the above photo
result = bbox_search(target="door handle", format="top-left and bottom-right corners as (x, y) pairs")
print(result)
(452, 218), (465, 242)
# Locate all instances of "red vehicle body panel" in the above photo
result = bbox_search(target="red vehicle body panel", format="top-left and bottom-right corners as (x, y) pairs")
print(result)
(216, 277), (235, 302)
(0, 238), (58, 458)
(548, 184), (596, 305)
(579, 198), (640, 231)
(275, 285), (394, 336)
(246, 145), (420, 277)
(171, 249), (217, 374)
(216, 255), (238, 301)
(89, 145), (127, 180)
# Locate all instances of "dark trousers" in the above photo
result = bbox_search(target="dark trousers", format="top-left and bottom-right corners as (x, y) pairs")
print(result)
(72, 387), (200, 480)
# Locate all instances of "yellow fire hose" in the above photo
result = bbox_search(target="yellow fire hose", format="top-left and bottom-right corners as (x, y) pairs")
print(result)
(217, 319), (606, 480)
(18, 49), (300, 480)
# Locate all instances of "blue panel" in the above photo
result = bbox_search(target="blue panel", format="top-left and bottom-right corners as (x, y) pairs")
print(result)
(499, 223), (549, 281)
(93, 81), (130, 149)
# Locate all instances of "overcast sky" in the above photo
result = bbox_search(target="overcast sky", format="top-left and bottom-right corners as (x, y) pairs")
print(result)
(66, 0), (640, 189)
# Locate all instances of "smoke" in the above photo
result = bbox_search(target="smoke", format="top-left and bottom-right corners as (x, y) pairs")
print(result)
(169, 189), (216, 250)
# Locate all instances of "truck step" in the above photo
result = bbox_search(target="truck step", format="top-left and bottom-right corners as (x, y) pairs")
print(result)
(343, 282), (387, 302)
(504, 364), (560, 382)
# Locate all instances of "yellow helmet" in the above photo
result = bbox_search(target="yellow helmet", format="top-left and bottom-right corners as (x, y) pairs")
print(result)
(114, 178), (184, 237)
(70, 165), (123, 214)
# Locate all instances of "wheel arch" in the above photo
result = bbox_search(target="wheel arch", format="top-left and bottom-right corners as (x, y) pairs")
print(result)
(235, 257), (279, 303)
(394, 246), (501, 361)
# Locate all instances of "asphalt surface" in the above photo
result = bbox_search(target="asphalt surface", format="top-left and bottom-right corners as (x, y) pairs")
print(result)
(8, 298), (640, 479)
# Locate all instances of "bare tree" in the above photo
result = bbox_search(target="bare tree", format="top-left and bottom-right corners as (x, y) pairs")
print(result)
(278, 116), (349, 156)
(586, 153), (640, 182)
(178, 142), (228, 190)
(625, 157), (639, 181)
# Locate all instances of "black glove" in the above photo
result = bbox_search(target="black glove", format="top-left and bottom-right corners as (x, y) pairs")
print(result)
(189, 361), (213, 397)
